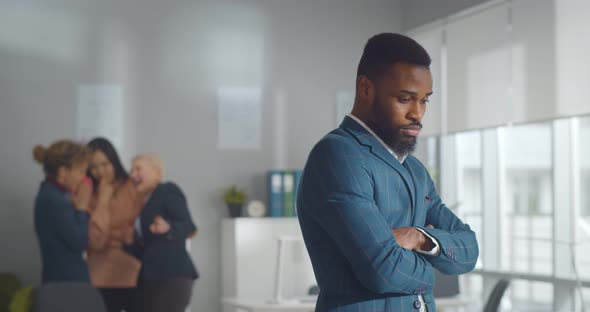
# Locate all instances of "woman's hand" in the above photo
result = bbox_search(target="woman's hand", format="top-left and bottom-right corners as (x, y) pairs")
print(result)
(115, 226), (136, 245)
(72, 179), (92, 211)
(150, 215), (170, 235)
(97, 179), (114, 206)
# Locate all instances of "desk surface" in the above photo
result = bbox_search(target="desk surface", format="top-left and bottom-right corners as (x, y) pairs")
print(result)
(223, 296), (469, 312)
(222, 298), (316, 312)
(436, 296), (470, 307)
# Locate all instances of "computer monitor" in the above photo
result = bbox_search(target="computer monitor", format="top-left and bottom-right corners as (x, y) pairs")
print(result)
(433, 269), (460, 298)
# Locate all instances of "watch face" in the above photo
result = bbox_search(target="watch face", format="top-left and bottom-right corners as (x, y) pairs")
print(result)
(247, 200), (266, 217)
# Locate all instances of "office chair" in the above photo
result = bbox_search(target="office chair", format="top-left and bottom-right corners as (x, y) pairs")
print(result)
(483, 279), (510, 312)
(33, 282), (107, 312)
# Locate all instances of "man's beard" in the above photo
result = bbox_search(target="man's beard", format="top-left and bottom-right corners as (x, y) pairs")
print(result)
(369, 98), (420, 156)
(376, 125), (418, 156)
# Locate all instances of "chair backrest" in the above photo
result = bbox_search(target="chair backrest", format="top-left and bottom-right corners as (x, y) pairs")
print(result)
(33, 282), (106, 312)
(483, 279), (510, 312)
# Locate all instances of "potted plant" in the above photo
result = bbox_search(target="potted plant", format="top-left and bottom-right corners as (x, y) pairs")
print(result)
(223, 185), (248, 218)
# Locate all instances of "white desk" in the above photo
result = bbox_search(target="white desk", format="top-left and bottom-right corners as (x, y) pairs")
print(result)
(223, 296), (470, 312)
(435, 296), (471, 312)
(222, 298), (315, 312)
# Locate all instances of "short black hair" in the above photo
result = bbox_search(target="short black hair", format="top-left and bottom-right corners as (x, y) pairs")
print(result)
(87, 137), (129, 189)
(357, 33), (431, 80)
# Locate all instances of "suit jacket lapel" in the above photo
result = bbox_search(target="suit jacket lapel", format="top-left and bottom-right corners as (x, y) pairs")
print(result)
(403, 159), (419, 221)
(340, 116), (416, 209)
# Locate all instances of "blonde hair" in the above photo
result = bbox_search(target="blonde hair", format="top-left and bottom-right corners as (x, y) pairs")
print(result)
(133, 153), (164, 176)
(33, 140), (90, 178)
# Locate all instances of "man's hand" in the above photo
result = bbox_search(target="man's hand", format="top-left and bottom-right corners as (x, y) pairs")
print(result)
(392, 226), (434, 251)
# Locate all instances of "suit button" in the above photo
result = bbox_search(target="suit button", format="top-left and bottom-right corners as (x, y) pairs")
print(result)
(413, 300), (421, 309)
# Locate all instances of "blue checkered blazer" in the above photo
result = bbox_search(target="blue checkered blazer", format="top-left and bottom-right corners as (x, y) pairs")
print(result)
(297, 116), (479, 312)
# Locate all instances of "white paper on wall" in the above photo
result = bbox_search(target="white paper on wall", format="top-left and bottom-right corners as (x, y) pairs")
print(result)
(77, 85), (123, 149)
(217, 86), (262, 150)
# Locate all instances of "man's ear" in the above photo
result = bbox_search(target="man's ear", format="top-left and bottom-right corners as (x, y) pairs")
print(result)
(356, 75), (373, 102)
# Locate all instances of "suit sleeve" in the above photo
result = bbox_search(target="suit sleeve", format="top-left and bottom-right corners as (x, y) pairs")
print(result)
(162, 183), (197, 240)
(418, 176), (479, 275)
(53, 197), (89, 252)
(303, 137), (435, 295)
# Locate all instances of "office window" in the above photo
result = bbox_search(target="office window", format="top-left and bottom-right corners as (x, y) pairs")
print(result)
(463, 274), (484, 308)
(580, 117), (590, 217)
(502, 123), (553, 276)
(584, 288), (590, 311)
(455, 131), (483, 269)
(415, 136), (440, 186)
(577, 116), (590, 280)
(504, 280), (554, 312)
(582, 172), (590, 217)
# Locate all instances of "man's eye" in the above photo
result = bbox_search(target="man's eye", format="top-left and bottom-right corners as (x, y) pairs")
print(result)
(399, 98), (411, 103)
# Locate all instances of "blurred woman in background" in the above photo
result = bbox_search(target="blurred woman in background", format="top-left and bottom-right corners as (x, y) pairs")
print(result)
(33, 140), (91, 284)
(86, 138), (143, 312)
(130, 154), (198, 312)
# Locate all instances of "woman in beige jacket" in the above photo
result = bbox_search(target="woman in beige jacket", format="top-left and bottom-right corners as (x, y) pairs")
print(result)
(86, 137), (143, 312)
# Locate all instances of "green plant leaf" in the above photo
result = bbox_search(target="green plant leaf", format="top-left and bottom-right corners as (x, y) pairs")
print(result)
(222, 185), (248, 205)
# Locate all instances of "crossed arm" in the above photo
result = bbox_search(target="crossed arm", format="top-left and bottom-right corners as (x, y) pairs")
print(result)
(306, 138), (479, 295)
(391, 172), (479, 275)
(306, 138), (435, 295)
(416, 177), (479, 275)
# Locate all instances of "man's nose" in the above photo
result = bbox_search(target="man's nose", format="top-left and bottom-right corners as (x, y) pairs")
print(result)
(407, 101), (424, 122)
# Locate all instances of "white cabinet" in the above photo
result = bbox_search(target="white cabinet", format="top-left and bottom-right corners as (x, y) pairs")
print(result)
(221, 218), (316, 311)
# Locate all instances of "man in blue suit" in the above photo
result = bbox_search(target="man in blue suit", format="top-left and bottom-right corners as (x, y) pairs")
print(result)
(297, 33), (479, 312)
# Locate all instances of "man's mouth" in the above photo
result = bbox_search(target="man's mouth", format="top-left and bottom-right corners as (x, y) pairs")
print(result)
(400, 127), (421, 137)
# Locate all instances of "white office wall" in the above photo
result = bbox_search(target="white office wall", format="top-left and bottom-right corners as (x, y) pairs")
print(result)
(0, 1), (402, 311)
(446, 3), (511, 133)
(555, 0), (590, 117)
(511, 0), (556, 123)
(406, 0), (590, 132)
(400, 0), (490, 30)
(0, 0), (140, 289)
(407, 27), (444, 136)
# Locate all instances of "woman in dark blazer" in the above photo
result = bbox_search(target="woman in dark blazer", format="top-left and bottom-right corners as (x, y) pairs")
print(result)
(33, 140), (92, 283)
(130, 154), (198, 312)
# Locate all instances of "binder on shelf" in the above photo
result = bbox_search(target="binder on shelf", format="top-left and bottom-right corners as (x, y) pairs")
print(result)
(293, 170), (303, 216)
(282, 171), (295, 217)
(267, 170), (283, 217)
